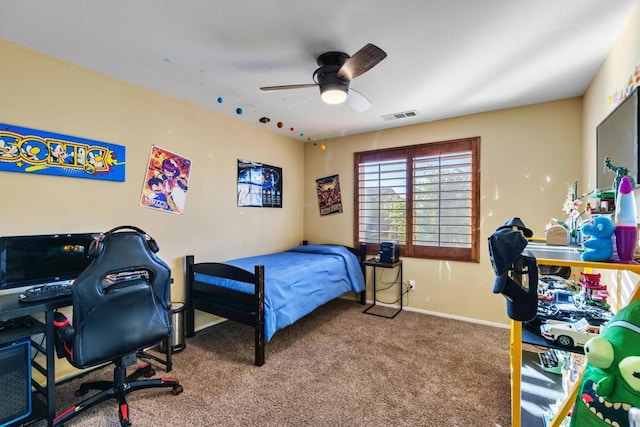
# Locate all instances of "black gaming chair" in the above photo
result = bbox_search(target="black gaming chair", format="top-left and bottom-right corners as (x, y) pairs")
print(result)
(53, 226), (182, 426)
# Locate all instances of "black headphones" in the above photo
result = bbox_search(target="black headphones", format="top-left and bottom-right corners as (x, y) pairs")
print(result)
(53, 311), (70, 328)
(88, 225), (159, 257)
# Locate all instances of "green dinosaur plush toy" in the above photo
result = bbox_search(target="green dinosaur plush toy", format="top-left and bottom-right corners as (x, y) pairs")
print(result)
(570, 299), (640, 426)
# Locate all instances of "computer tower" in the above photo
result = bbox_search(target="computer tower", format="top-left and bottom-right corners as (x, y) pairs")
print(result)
(0, 339), (31, 427)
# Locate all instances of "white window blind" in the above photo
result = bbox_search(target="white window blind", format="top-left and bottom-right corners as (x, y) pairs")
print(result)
(412, 151), (472, 248)
(358, 158), (407, 245)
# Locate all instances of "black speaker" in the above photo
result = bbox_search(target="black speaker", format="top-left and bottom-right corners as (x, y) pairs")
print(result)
(379, 241), (400, 263)
(0, 339), (31, 427)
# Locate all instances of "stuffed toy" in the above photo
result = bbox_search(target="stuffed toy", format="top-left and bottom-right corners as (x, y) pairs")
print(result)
(580, 216), (615, 262)
(569, 299), (640, 426)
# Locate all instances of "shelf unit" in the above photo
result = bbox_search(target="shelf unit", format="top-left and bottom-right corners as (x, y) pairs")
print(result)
(511, 241), (640, 427)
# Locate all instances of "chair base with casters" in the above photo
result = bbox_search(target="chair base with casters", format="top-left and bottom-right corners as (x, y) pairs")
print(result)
(53, 352), (183, 427)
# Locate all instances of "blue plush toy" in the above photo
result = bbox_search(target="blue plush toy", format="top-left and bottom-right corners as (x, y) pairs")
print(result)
(580, 215), (615, 262)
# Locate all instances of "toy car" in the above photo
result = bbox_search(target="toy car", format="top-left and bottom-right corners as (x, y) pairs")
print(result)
(540, 318), (603, 348)
(524, 289), (613, 333)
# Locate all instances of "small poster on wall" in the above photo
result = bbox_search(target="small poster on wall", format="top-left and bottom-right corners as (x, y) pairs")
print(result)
(140, 145), (192, 215)
(237, 159), (282, 208)
(316, 174), (343, 216)
(0, 122), (125, 181)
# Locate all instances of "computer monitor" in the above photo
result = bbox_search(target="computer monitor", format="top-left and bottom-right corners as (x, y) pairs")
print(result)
(0, 233), (99, 295)
(596, 86), (640, 190)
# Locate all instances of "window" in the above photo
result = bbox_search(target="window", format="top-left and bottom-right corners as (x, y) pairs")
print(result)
(354, 137), (480, 262)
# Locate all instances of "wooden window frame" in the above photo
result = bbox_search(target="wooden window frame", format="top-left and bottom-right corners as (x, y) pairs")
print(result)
(354, 137), (480, 262)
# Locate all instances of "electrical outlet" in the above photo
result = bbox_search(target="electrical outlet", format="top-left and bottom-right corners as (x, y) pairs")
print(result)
(408, 280), (416, 291)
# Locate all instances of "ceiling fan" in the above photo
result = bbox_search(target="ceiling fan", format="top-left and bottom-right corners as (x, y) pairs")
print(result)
(260, 43), (387, 112)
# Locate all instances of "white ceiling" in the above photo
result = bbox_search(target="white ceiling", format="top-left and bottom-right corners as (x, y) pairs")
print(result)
(1, 0), (638, 142)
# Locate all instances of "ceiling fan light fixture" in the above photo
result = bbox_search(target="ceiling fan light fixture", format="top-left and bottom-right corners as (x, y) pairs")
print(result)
(320, 85), (348, 104)
(260, 44), (386, 110)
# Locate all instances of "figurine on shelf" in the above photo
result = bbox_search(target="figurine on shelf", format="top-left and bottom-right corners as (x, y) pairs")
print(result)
(604, 156), (636, 199)
(570, 299), (640, 427)
(580, 215), (615, 262)
(578, 272), (610, 309)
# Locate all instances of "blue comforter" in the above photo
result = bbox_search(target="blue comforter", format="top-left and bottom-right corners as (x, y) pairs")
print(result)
(193, 244), (365, 341)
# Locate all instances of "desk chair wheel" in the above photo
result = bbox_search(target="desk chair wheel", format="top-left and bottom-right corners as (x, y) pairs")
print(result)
(118, 409), (132, 427)
(129, 362), (155, 379)
(171, 384), (184, 395)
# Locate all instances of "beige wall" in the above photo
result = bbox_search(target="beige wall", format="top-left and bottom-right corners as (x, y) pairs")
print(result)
(582, 2), (640, 305)
(304, 99), (583, 325)
(0, 39), (305, 304)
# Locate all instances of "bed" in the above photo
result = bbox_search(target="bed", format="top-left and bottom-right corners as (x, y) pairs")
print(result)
(185, 243), (366, 366)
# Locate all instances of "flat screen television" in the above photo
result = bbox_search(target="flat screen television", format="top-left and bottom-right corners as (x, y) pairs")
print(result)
(0, 233), (98, 294)
(596, 86), (640, 191)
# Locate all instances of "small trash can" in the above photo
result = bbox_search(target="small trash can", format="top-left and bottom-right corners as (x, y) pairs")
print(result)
(161, 302), (186, 354)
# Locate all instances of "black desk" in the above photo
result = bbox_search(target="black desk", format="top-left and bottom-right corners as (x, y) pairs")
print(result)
(362, 258), (403, 319)
(0, 292), (70, 426)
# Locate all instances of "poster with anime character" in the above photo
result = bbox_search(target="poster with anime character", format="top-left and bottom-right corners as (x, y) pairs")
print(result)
(316, 174), (342, 216)
(140, 146), (191, 215)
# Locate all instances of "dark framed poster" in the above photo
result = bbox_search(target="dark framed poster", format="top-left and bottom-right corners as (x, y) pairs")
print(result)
(316, 174), (343, 216)
(237, 159), (282, 208)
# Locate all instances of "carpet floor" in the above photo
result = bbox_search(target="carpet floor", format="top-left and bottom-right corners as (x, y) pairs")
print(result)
(40, 299), (512, 426)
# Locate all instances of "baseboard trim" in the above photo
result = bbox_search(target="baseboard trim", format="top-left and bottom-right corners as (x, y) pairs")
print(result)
(364, 299), (509, 329)
(194, 317), (227, 333)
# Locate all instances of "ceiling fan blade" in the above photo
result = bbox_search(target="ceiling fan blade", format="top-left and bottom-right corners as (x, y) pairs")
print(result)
(260, 83), (317, 91)
(347, 88), (372, 112)
(337, 43), (387, 81)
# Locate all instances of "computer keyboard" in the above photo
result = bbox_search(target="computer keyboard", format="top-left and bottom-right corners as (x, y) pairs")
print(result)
(19, 280), (74, 303)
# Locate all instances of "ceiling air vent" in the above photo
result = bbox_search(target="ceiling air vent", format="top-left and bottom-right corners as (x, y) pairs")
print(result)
(382, 110), (418, 121)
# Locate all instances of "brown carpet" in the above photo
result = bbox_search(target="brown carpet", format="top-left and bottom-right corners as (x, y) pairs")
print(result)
(43, 299), (511, 426)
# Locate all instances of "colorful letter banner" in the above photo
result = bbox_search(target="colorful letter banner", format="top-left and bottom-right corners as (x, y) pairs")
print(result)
(0, 122), (125, 181)
(140, 146), (192, 215)
(316, 174), (343, 216)
(237, 159), (282, 208)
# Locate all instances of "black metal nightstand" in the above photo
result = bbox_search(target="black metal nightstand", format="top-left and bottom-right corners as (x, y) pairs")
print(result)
(362, 258), (403, 319)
